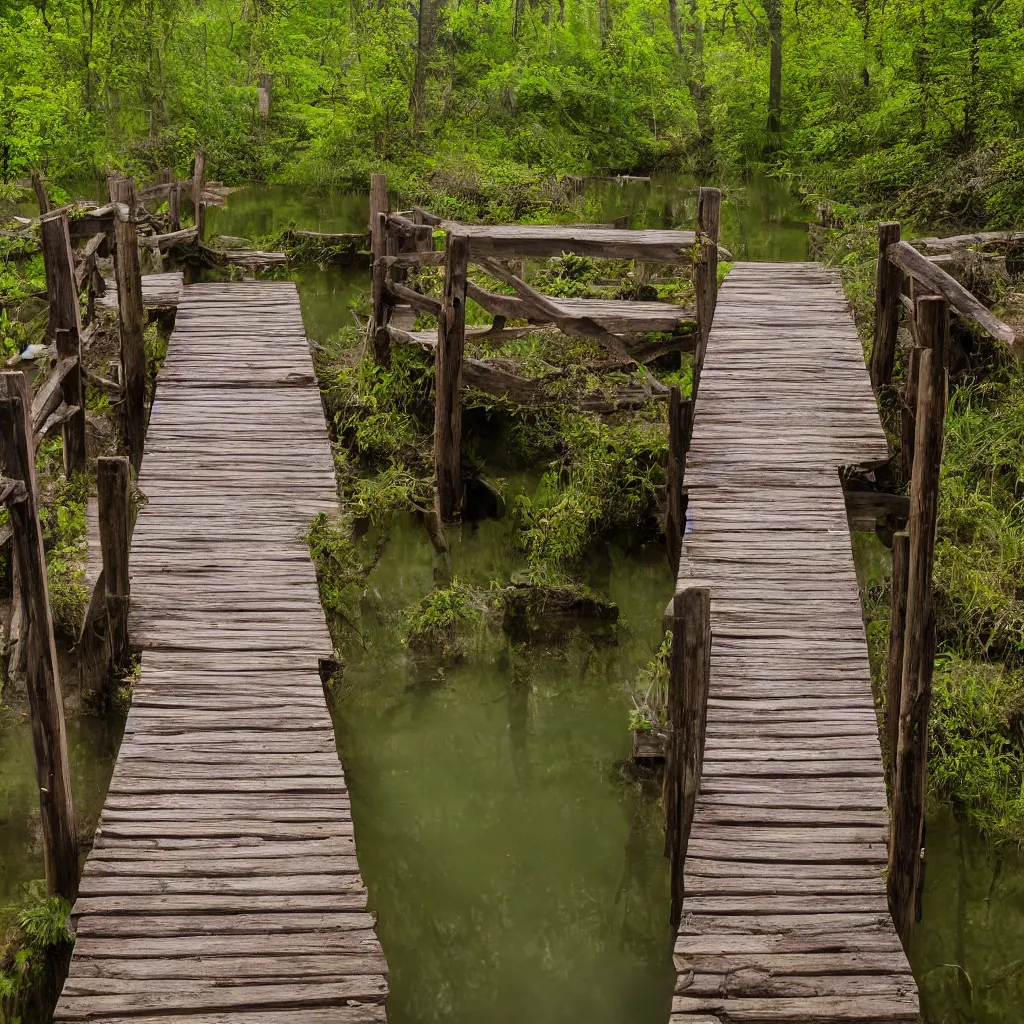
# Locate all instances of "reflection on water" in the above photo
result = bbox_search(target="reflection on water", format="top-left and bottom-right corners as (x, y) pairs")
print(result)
(913, 807), (1024, 1023)
(332, 514), (676, 1024)
(0, 712), (123, 905)
(585, 172), (812, 262)
(205, 184), (369, 238)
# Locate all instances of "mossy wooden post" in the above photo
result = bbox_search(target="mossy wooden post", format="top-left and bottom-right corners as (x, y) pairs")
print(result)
(369, 174), (391, 364)
(98, 456), (132, 675)
(693, 187), (722, 391)
(109, 177), (147, 470)
(192, 149), (206, 242)
(885, 528), (910, 783)
(666, 386), (689, 573)
(664, 582), (711, 931)
(0, 372), (78, 902)
(870, 222), (903, 391)
(39, 211), (87, 475)
(888, 295), (948, 945)
(435, 231), (469, 522)
(31, 169), (51, 215)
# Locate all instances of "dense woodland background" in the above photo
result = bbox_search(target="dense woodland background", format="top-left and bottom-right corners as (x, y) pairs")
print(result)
(2, 0), (1024, 224)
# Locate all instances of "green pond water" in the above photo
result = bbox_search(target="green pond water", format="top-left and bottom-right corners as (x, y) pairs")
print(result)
(1, 174), (1021, 1022)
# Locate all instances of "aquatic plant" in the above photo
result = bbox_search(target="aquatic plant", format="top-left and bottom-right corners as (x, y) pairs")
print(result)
(0, 882), (73, 1022)
(37, 464), (88, 640)
(406, 578), (487, 661)
(306, 512), (377, 641)
(513, 411), (666, 569)
(629, 631), (672, 731)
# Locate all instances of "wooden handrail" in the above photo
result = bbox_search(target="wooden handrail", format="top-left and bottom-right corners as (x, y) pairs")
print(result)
(910, 230), (1024, 254)
(886, 241), (1016, 348)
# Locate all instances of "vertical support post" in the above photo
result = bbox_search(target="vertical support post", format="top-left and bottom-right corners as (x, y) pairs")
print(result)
(664, 582), (712, 932)
(434, 231), (469, 523)
(369, 175), (391, 365)
(885, 529), (910, 783)
(192, 150), (206, 242)
(168, 181), (182, 233)
(900, 345), (922, 481)
(109, 177), (147, 470)
(888, 295), (948, 945)
(0, 372), (79, 901)
(31, 170), (51, 215)
(870, 222), (903, 391)
(97, 456), (132, 675)
(39, 212), (88, 475)
(693, 187), (722, 392)
(666, 386), (689, 574)
(258, 72), (273, 118)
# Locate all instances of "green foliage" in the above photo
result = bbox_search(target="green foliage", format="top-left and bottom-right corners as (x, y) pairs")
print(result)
(306, 512), (374, 641)
(406, 578), (486, 660)
(929, 657), (1024, 844)
(38, 470), (88, 639)
(513, 411), (666, 569)
(629, 630), (672, 731)
(0, 882), (73, 1019)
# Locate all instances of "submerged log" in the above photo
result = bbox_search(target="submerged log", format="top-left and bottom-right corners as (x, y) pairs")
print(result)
(501, 583), (618, 643)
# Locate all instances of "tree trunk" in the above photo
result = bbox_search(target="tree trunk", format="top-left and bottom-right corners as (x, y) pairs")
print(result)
(668, 0), (683, 54)
(764, 0), (783, 137)
(411, 0), (440, 124)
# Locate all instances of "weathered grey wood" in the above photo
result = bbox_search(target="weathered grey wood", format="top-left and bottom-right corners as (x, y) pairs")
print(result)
(675, 262), (916, 1020)
(108, 176), (147, 469)
(0, 372), (79, 902)
(884, 529), (909, 783)
(910, 229), (1024, 254)
(693, 186), (722, 386)
(98, 457), (132, 675)
(39, 211), (88, 474)
(888, 297), (948, 945)
(435, 232), (469, 521)
(168, 181), (182, 232)
(258, 72), (272, 117)
(31, 169), (51, 215)
(54, 283), (388, 1023)
(192, 150), (206, 242)
(665, 583), (711, 930)
(440, 222), (696, 262)
(887, 240), (1015, 347)
(666, 386), (686, 573)
(870, 222), (903, 390)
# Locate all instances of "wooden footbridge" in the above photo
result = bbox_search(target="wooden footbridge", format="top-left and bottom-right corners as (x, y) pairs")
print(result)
(54, 282), (388, 1021)
(17, 176), (1015, 1022)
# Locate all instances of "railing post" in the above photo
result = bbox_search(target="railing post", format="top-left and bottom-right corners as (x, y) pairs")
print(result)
(693, 187), (722, 392)
(39, 211), (88, 476)
(369, 174), (391, 365)
(664, 582), (711, 931)
(870, 221), (902, 391)
(192, 149), (206, 242)
(109, 176), (147, 471)
(98, 456), (132, 675)
(888, 295), (948, 945)
(434, 231), (469, 522)
(884, 529), (910, 784)
(0, 371), (79, 902)
(31, 169), (51, 215)
(666, 386), (691, 574)
(168, 181), (182, 233)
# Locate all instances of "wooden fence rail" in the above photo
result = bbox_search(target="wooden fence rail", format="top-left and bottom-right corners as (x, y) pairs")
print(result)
(870, 221), (1017, 390)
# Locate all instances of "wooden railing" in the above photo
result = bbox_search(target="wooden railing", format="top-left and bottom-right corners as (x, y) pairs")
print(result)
(366, 172), (722, 523)
(870, 221), (1018, 391)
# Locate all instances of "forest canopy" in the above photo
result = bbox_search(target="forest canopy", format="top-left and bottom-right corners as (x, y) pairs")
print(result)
(2, 0), (1023, 223)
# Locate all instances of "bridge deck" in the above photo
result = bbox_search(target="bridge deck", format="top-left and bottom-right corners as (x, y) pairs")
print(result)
(56, 282), (388, 1022)
(674, 263), (918, 1021)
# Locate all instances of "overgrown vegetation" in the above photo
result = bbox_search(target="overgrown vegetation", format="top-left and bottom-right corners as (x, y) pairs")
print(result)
(0, 882), (73, 1021)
